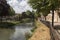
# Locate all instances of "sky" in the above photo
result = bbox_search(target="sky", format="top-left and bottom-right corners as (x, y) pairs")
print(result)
(7, 0), (33, 13)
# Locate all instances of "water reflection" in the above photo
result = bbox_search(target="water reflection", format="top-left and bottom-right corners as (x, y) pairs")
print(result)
(0, 28), (14, 40)
(10, 24), (33, 40)
(0, 23), (33, 40)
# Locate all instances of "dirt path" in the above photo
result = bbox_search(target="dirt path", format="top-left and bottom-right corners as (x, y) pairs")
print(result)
(29, 20), (51, 40)
(40, 20), (60, 40)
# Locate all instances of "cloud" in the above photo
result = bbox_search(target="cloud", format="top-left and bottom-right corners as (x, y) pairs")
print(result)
(7, 0), (32, 13)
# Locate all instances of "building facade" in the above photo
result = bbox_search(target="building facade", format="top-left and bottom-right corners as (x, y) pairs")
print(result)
(46, 10), (60, 22)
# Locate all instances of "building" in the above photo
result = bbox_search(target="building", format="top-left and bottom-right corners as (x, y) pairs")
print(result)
(46, 10), (60, 22)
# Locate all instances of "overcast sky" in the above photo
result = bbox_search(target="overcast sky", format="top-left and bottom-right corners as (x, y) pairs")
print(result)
(7, 0), (32, 13)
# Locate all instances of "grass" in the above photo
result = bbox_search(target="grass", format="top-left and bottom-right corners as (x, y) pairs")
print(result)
(31, 20), (38, 32)
(25, 20), (37, 40)
(31, 27), (37, 32)
(28, 20), (51, 40)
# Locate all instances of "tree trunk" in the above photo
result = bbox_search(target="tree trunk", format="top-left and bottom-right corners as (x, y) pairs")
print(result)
(52, 10), (54, 27)
(45, 16), (46, 21)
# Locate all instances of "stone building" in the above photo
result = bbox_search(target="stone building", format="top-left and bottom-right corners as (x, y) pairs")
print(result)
(46, 10), (60, 22)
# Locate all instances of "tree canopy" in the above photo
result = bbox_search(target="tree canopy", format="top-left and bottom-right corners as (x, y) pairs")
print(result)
(0, 0), (10, 16)
(28, 0), (60, 17)
(28, 0), (60, 27)
(8, 7), (15, 16)
(0, 0), (15, 17)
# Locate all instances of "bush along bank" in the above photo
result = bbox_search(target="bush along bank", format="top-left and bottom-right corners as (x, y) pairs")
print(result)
(0, 21), (20, 29)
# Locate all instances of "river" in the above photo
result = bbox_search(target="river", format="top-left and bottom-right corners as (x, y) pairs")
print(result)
(0, 23), (34, 40)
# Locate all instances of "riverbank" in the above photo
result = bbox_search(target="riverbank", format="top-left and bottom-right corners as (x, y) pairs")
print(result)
(20, 18), (33, 23)
(28, 20), (51, 40)
(0, 18), (33, 28)
(0, 21), (20, 28)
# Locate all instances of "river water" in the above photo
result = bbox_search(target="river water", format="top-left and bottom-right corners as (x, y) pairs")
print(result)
(0, 23), (33, 40)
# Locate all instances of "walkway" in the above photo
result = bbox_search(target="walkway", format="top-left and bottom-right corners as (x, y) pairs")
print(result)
(29, 20), (51, 40)
(41, 20), (60, 40)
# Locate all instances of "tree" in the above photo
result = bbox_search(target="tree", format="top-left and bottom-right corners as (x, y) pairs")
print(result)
(0, 0), (10, 16)
(8, 7), (15, 16)
(0, 0), (15, 22)
(28, 0), (51, 20)
(28, 0), (60, 27)
(0, 0), (10, 22)
(26, 10), (34, 18)
(22, 12), (27, 18)
(40, 9), (50, 20)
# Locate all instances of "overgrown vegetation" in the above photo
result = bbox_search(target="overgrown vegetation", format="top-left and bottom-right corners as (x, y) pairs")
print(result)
(25, 32), (32, 40)
(0, 22), (15, 28)
(31, 26), (37, 32)
(0, 21), (20, 28)
(25, 20), (37, 40)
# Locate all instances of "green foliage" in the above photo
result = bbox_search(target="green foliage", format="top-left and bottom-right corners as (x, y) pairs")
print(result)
(31, 26), (37, 32)
(20, 18), (33, 23)
(26, 10), (34, 18)
(0, 0), (15, 17)
(28, 0), (60, 17)
(0, 21), (20, 28)
(0, 0), (10, 16)
(41, 9), (50, 17)
(26, 10), (31, 15)
(8, 7), (15, 16)
(25, 32), (32, 40)
(21, 10), (34, 19)
(0, 22), (15, 28)
(34, 13), (38, 17)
